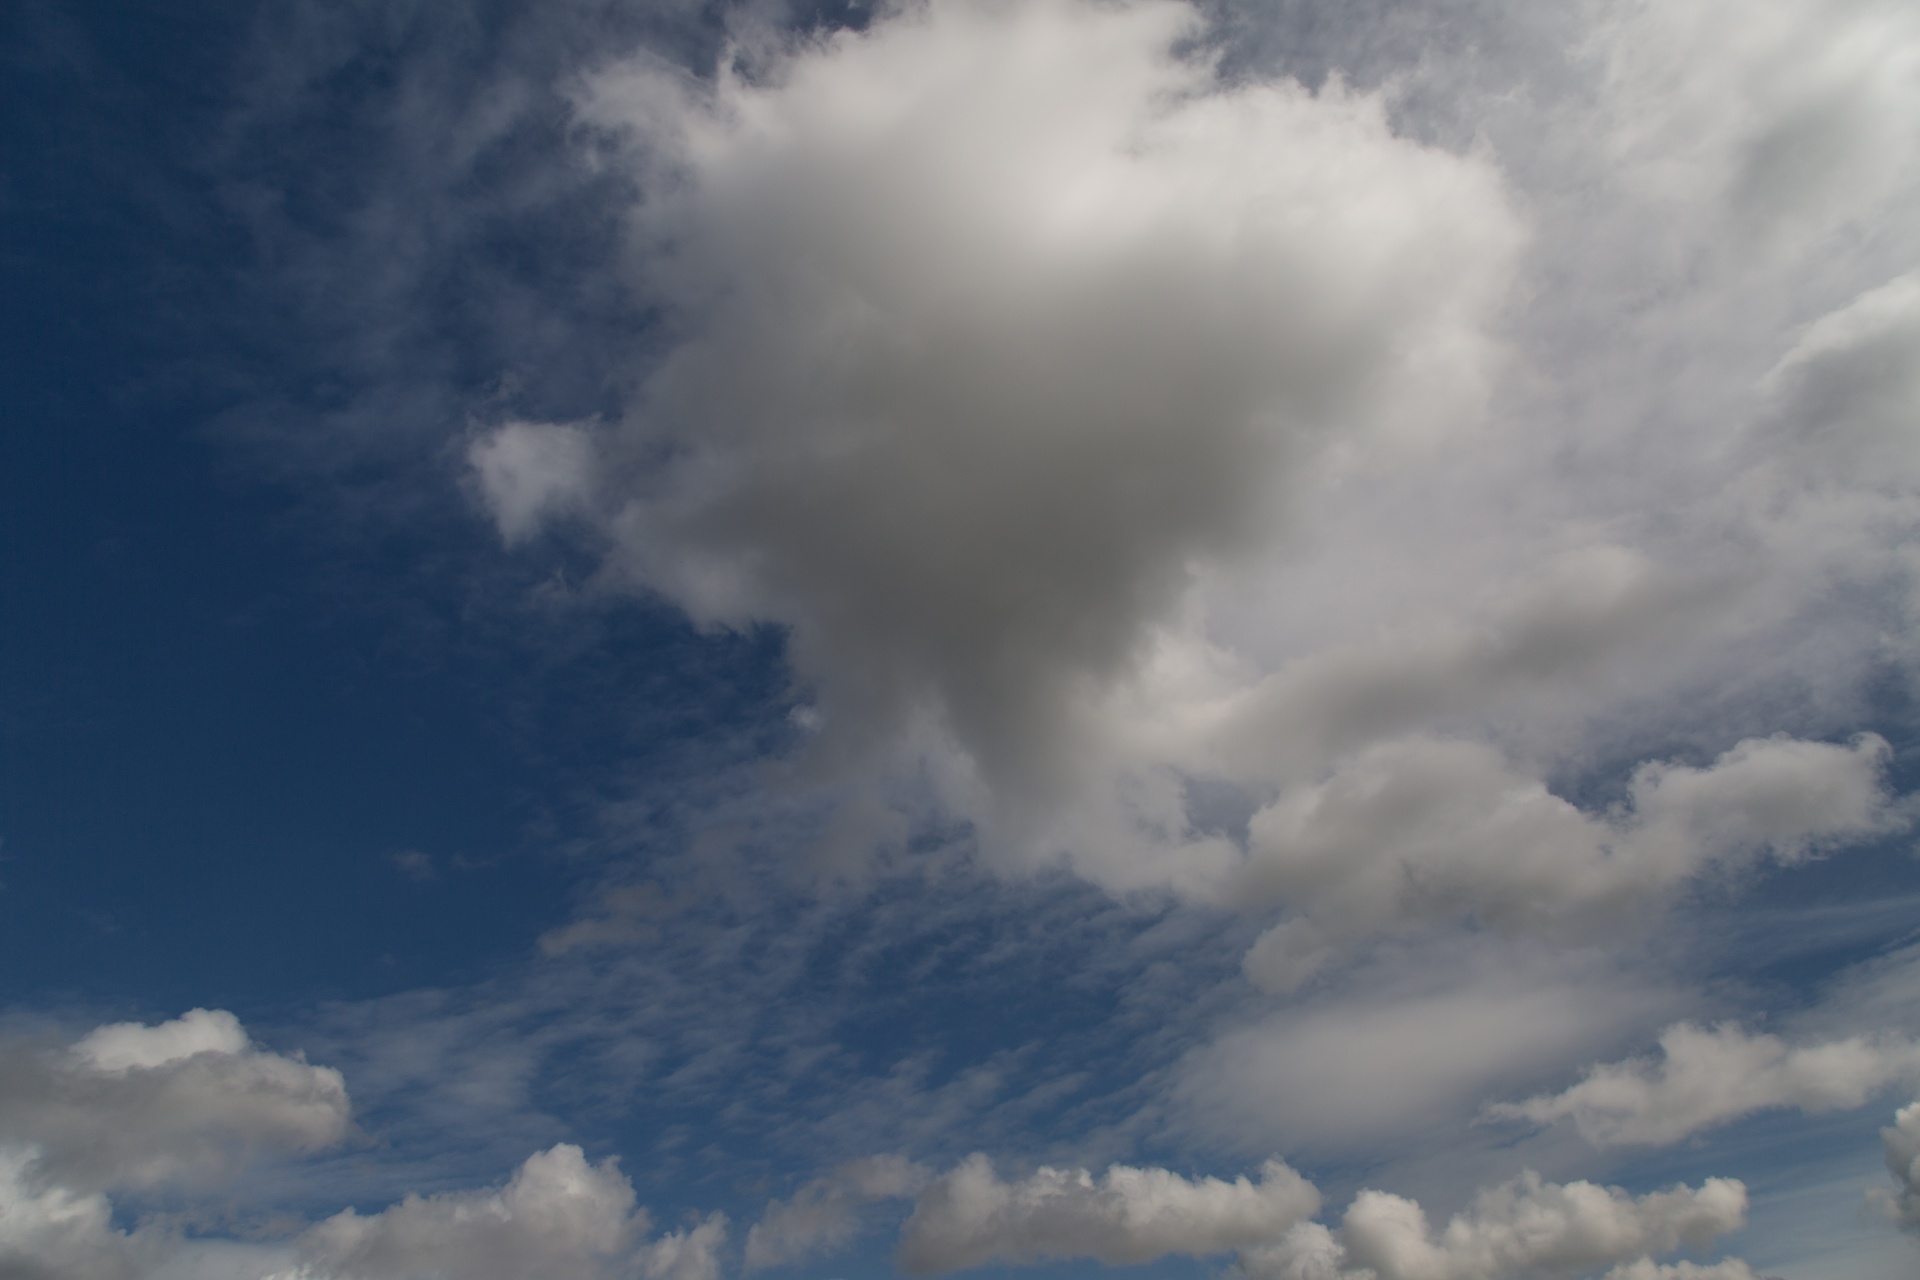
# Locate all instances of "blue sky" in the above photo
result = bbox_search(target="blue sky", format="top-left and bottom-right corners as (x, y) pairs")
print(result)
(5, 1), (1920, 1278)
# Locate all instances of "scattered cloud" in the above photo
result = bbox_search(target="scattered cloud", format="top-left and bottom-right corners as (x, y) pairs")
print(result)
(0, 1009), (349, 1195)
(0, 1012), (348, 1280)
(1240, 1171), (1751, 1280)
(279, 1144), (727, 1280)
(1173, 939), (1678, 1156)
(470, 422), (599, 547)
(897, 1153), (1319, 1273)
(1233, 733), (1900, 991)
(1489, 1023), (1920, 1147)
(1876, 1099), (1920, 1231)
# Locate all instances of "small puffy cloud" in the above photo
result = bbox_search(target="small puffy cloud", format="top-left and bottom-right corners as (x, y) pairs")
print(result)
(745, 1155), (927, 1270)
(469, 421), (598, 546)
(1488, 1022), (1920, 1146)
(896, 1153), (1319, 1274)
(286, 1143), (727, 1280)
(0, 1009), (350, 1193)
(1240, 1171), (1749, 1280)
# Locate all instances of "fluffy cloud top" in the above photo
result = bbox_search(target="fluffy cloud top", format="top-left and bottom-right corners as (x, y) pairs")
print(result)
(890, 1157), (1753, 1280)
(1489, 1022), (1920, 1146)
(519, 0), (1521, 835)
(1235, 733), (1899, 991)
(456, 0), (1920, 1005)
(285, 1144), (727, 1280)
(0, 1146), (164, 1280)
(0, 1011), (350, 1280)
(896, 1154), (1319, 1273)
(0, 1009), (349, 1194)
(1241, 1171), (1751, 1280)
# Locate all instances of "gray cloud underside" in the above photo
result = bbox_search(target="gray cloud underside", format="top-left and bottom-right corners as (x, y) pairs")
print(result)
(469, 0), (1920, 993)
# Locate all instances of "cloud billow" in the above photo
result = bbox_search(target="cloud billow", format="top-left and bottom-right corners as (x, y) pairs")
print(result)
(468, 0), (1920, 998)
(0, 1011), (348, 1280)
(896, 1154), (1321, 1273)
(482, 0), (1521, 858)
(279, 1144), (728, 1280)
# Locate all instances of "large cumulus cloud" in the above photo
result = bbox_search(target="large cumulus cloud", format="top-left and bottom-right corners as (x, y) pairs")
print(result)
(483, 0), (1521, 849)
(466, 0), (1920, 998)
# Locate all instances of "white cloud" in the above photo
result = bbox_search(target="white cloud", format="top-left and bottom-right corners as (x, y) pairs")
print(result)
(0, 1011), (349, 1280)
(1488, 1022), (1920, 1147)
(1240, 1171), (1751, 1280)
(1581, 0), (1920, 256)
(458, 0), (1920, 1005)
(567, 0), (1521, 847)
(1875, 1100), (1920, 1231)
(470, 421), (598, 546)
(0, 1146), (158, 1280)
(1595, 1262), (1761, 1280)
(745, 1155), (927, 1270)
(1234, 733), (1898, 991)
(888, 1159), (1752, 1280)
(285, 1144), (727, 1280)
(181, 0), (1920, 1268)
(896, 1153), (1319, 1273)
(1757, 271), (1920, 490)
(1173, 941), (1676, 1155)
(0, 1009), (349, 1194)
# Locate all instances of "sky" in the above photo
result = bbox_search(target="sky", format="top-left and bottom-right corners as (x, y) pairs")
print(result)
(3, 0), (1920, 1277)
